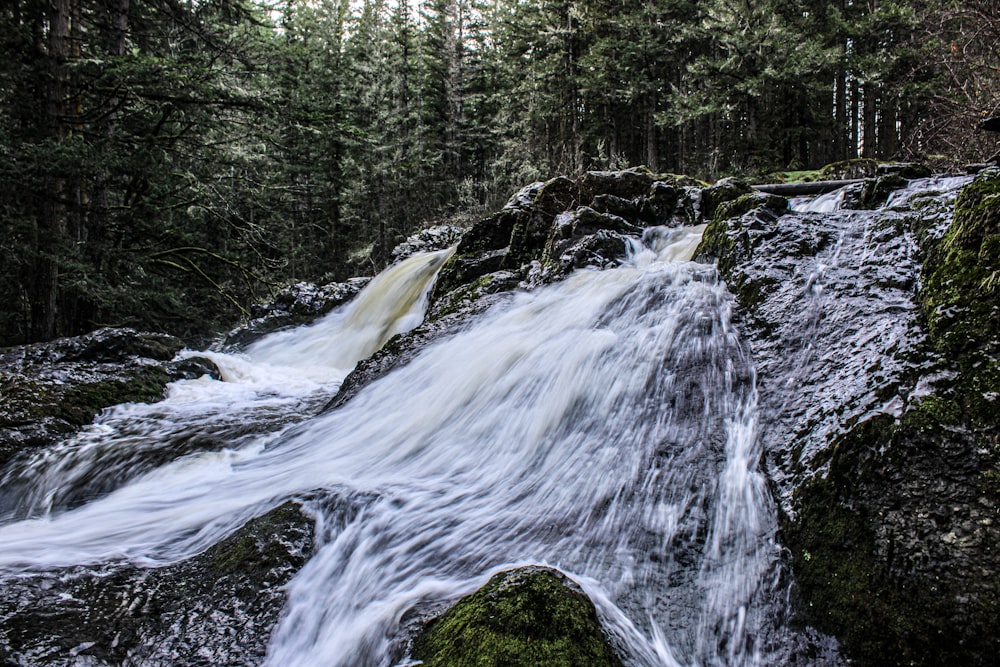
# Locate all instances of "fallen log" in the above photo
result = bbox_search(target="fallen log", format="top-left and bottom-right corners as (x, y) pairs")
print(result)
(752, 179), (863, 196)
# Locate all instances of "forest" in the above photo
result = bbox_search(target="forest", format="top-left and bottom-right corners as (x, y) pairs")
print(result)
(1, 0), (998, 346)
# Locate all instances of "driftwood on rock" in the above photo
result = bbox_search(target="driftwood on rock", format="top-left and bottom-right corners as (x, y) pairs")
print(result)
(752, 179), (863, 196)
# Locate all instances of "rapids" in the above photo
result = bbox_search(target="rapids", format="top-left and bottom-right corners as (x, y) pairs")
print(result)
(1, 224), (777, 665)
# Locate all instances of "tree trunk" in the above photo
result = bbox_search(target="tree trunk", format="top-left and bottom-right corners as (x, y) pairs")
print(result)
(31, 0), (72, 341)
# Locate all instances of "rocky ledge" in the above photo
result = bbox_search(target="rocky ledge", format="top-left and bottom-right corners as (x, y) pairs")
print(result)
(0, 327), (218, 468)
(697, 168), (999, 666)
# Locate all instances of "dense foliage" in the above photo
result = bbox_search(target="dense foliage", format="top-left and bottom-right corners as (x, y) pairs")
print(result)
(1, 0), (998, 345)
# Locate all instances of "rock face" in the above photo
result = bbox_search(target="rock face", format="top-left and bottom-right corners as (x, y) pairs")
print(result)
(697, 169), (1000, 666)
(0, 500), (314, 666)
(410, 566), (623, 667)
(0, 327), (219, 468)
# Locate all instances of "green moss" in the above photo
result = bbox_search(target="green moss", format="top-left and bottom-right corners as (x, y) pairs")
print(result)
(58, 368), (170, 425)
(918, 169), (1000, 427)
(430, 274), (495, 321)
(899, 395), (963, 433)
(209, 502), (308, 599)
(701, 178), (753, 220)
(757, 169), (823, 184)
(412, 567), (623, 667)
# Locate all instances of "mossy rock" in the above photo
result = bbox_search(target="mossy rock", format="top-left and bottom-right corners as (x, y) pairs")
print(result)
(532, 176), (579, 217)
(411, 566), (623, 667)
(0, 500), (315, 665)
(785, 172), (1000, 666)
(820, 158), (878, 180)
(877, 162), (933, 179)
(714, 191), (788, 223)
(701, 177), (753, 220)
(857, 174), (907, 209)
(919, 168), (1000, 426)
(785, 410), (1000, 667)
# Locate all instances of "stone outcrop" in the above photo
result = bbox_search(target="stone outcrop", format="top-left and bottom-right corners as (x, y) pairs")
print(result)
(0, 327), (219, 468)
(698, 169), (1000, 666)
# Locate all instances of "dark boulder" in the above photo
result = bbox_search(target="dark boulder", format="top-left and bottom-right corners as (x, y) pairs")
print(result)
(700, 177), (753, 220)
(705, 168), (1000, 666)
(578, 167), (654, 201)
(222, 277), (371, 350)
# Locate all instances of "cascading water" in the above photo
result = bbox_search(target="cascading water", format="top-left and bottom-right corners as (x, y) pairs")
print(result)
(0, 224), (780, 665)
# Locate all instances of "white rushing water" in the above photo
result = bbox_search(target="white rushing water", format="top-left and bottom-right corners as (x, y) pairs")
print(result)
(0, 225), (779, 666)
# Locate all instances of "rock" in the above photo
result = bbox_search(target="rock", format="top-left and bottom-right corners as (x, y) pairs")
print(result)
(222, 277), (371, 350)
(701, 177), (753, 220)
(578, 167), (654, 201)
(638, 181), (679, 224)
(709, 169), (1000, 667)
(855, 173), (907, 209)
(820, 158), (878, 180)
(389, 224), (463, 263)
(0, 328), (203, 467)
(0, 500), (316, 666)
(876, 162), (933, 179)
(591, 193), (641, 221)
(410, 566), (623, 667)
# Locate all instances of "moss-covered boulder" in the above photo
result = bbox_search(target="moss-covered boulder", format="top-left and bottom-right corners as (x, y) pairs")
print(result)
(700, 177), (754, 220)
(694, 191), (788, 315)
(820, 158), (878, 180)
(411, 566), (623, 667)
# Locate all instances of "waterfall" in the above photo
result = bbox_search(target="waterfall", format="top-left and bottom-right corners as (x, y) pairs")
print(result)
(0, 227), (779, 665)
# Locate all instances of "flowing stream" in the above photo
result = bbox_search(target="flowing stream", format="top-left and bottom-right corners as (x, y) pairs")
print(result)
(0, 224), (782, 666)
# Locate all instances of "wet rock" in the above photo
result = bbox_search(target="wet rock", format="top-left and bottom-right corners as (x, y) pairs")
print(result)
(701, 177), (754, 220)
(165, 355), (222, 382)
(0, 500), (316, 666)
(0, 328), (202, 467)
(877, 162), (933, 179)
(820, 158), (878, 180)
(389, 224), (463, 263)
(591, 193), (641, 221)
(639, 181), (679, 224)
(222, 277), (371, 350)
(578, 167), (654, 201)
(542, 207), (638, 278)
(410, 566), (623, 667)
(694, 192), (790, 316)
(855, 174), (907, 209)
(708, 170), (1000, 666)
